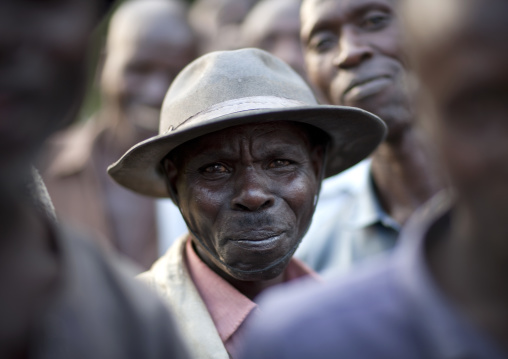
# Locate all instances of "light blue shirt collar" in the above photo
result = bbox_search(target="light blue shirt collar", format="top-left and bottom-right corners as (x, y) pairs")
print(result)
(345, 161), (400, 231)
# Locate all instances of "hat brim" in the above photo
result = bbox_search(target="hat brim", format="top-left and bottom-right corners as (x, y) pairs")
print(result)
(108, 105), (386, 197)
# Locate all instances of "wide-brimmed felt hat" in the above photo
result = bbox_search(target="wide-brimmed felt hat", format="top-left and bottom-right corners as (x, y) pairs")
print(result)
(108, 48), (386, 198)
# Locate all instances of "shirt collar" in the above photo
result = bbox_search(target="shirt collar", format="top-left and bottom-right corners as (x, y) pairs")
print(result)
(349, 167), (400, 231)
(319, 159), (371, 200)
(185, 238), (255, 344)
(393, 192), (506, 359)
(184, 237), (318, 344)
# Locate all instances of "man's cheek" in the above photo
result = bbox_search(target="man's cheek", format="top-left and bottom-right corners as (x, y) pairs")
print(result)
(283, 178), (316, 211)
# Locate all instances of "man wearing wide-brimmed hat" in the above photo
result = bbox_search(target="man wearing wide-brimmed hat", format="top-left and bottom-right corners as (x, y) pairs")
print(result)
(108, 48), (386, 359)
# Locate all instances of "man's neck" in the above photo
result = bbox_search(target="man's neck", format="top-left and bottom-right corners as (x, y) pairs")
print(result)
(229, 274), (286, 302)
(193, 241), (287, 301)
(370, 127), (442, 225)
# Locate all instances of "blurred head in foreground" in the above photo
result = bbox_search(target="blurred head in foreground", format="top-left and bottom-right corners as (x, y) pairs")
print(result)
(0, 1), (109, 185)
(101, 0), (196, 133)
(405, 0), (508, 218)
(0, 1), (192, 358)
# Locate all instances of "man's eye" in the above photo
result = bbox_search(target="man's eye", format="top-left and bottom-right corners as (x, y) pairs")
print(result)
(361, 11), (391, 30)
(202, 164), (229, 174)
(269, 159), (292, 168)
(309, 33), (336, 53)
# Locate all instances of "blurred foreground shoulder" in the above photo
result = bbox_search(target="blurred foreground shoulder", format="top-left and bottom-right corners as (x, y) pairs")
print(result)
(45, 225), (190, 359)
(240, 256), (420, 359)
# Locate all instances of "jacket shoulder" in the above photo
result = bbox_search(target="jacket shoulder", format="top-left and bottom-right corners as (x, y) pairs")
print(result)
(55, 225), (191, 359)
(242, 258), (421, 359)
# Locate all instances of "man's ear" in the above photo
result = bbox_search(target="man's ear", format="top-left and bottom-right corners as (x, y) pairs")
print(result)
(162, 157), (180, 205)
(310, 144), (327, 196)
(310, 144), (326, 180)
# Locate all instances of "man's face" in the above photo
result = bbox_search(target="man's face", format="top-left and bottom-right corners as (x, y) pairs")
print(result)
(301, 0), (411, 133)
(0, 0), (100, 161)
(101, 19), (195, 131)
(167, 122), (323, 282)
(413, 0), (508, 214)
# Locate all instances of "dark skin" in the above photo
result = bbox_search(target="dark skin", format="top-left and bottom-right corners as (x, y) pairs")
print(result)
(0, 0), (104, 357)
(101, 0), (196, 136)
(301, 0), (441, 225)
(408, 0), (508, 351)
(164, 122), (324, 300)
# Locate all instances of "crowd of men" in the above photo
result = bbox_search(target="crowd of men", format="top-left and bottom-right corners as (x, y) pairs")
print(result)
(1, 0), (507, 358)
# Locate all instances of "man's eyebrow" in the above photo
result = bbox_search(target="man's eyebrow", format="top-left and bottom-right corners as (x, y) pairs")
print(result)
(258, 142), (310, 157)
(303, 0), (393, 41)
(304, 16), (339, 43)
(347, 1), (393, 17)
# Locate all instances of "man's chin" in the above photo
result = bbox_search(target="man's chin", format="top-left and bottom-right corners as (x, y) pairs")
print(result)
(342, 96), (412, 141)
(224, 256), (291, 282)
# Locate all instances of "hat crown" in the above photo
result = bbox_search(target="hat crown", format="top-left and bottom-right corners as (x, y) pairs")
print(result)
(159, 48), (317, 134)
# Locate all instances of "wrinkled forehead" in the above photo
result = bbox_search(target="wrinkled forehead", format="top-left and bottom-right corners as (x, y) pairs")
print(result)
(191, 121), (314, 147)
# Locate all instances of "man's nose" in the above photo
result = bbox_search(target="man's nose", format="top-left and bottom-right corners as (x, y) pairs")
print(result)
(144, 72), (173, 106)
(333, 28), (373, 69)
(230, 169), (275, 212)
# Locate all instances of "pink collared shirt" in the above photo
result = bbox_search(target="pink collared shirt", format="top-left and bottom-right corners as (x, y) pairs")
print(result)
(184, 237), (319, 358)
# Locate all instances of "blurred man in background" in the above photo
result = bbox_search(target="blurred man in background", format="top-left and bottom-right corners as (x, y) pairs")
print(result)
(241, 0), (508, 357)
(41, 0), (197, 269)
(295, 0), (441, 277)
(241, 0), (306, 80)
(0, 0), (190, 358)
(189, 0), (259, 53)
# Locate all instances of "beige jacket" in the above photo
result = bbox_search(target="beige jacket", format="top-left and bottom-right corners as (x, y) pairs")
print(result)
(138, 235), (230, 359)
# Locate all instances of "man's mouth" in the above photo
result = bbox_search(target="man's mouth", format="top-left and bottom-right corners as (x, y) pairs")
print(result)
(229, 231), (286, 250)
(342, 75), (392, 103)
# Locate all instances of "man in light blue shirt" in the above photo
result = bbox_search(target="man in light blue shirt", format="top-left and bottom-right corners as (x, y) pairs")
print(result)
(295, 0), (441, 276)
(296, 159), (399, 277)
